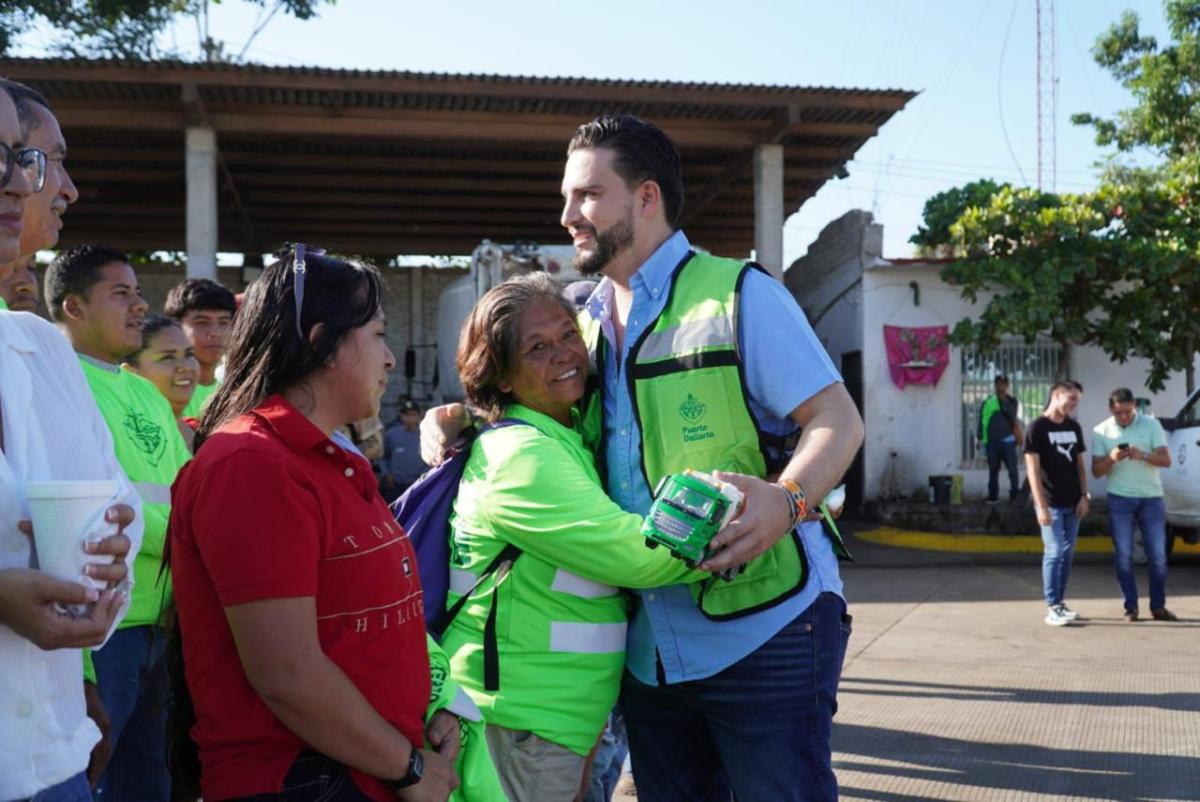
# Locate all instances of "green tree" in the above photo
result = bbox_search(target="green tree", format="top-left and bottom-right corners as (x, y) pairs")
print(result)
(923, 0), (1200, 394)
(909, 179), (1009, 256)
(1074, 0), (1200, 393)
(1072, 0), (1200, 158)
(937, 185), (1116, 381)
(0, 0), (331, 61)
(1091, 157), (1200, 393)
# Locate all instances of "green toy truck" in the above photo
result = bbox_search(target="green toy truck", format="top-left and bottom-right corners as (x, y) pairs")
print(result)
(641, 469), (744, 566)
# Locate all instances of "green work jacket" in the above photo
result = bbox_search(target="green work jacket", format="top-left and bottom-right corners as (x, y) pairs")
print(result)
(442, 404), (702, 755)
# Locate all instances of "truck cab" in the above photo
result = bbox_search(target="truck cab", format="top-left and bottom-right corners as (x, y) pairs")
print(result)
(1160, 387), (1200, 554)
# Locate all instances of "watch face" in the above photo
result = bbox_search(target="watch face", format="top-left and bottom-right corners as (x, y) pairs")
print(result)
(390, 747), (424, 790)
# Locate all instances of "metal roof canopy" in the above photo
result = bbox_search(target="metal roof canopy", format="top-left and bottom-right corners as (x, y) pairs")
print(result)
(0, 58), (914, 257)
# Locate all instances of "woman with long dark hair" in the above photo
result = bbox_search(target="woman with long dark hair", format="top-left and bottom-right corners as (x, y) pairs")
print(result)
(167, 245), (459, 802)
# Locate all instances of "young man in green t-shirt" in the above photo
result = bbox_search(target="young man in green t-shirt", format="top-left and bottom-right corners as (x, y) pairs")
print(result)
(164, 277), (236, 419)
(46, 244), (192, 801)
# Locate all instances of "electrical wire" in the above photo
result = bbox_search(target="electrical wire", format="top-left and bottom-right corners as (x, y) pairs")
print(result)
(997, 0), (1029, 185)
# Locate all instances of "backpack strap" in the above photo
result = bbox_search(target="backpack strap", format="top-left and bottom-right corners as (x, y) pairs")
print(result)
(432, 416), (533, 690)
(430, 542), (522, 637)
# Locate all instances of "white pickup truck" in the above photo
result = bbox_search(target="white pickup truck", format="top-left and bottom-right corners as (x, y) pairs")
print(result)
(1161, 388), (1200, 555)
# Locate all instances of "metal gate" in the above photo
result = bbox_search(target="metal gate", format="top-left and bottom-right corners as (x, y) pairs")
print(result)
(960, 338), (1063, 465)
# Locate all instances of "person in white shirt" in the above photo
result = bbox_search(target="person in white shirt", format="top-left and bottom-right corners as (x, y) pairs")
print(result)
(0, 80), (142, 802)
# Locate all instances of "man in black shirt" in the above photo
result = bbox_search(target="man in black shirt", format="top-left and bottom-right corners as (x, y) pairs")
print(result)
(1024, 380), (1089, 626)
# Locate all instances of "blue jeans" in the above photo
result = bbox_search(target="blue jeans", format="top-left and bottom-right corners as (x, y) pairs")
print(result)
(1107, 493), (1169, 612)
(585, 708), (628, 802)
(20, 772), (91, 802)
(1040, 507), (1079, 606)
(986, 440), (1019, 500)
(92, 625), (171, 802)
(621, 592), (851, 802)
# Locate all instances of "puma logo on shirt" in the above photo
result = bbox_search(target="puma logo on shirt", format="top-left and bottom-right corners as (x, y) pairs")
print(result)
(1048, 430), (1078, 462)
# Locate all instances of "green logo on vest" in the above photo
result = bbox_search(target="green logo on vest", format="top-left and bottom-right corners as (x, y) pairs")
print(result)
(679, 393), (707, 423)
(123, 412), (166, 467)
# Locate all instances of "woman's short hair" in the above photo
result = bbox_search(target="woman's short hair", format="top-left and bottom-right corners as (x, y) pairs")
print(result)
(457, 272), (577, 421)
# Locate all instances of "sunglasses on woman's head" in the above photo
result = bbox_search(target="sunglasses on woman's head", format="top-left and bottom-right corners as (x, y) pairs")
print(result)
(292, 243), (326, 340)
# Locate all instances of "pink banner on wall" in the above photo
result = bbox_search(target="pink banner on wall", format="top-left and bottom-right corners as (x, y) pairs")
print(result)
(884, 325), (950, 389)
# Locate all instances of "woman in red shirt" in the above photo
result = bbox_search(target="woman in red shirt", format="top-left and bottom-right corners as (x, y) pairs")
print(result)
(168, 245), (459, 802)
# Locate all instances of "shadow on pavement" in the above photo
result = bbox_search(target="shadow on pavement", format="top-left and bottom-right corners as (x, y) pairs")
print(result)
(839, 676), (1200, 713)
(834, 722), (1200, 801)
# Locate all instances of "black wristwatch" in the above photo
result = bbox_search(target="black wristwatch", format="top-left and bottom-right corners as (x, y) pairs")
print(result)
(385, 747), (424, 792)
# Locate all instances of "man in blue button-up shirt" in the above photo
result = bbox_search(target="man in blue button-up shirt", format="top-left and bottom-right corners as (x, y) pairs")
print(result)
(556, 116), (863, 802)
(425, 115), (864, 801)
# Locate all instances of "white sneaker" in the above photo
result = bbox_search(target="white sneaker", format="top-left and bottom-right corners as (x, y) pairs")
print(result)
(1058, 604), (1080, 620)
(1045, 605), (1072, 626)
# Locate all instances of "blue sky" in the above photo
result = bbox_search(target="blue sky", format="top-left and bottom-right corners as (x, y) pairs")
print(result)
(16, 0), (1172, 263)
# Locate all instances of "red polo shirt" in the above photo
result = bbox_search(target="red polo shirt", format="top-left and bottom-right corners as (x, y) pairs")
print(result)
(169, 395), (429, 801)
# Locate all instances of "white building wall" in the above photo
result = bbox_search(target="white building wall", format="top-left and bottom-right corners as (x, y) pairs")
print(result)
(859, 265), (1200, 501)
(860, 265), (989, 500)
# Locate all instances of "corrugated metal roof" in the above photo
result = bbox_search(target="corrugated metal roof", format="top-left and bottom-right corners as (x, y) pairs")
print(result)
(0, 57), (915, 255)
(2, 56), (912, 95)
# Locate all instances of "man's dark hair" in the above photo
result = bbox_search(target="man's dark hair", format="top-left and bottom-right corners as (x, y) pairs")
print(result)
(44, 244), (130, 322)
(0, 78), (51, 134)
(1070, 380), (1084, 393)
(164, 277), (237, 320)
(567, 114), (684, 228)
(1109, 387), (1135, 407)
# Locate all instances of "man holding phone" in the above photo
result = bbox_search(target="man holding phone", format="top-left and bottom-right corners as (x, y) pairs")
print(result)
(1092, 387), (1174, 622)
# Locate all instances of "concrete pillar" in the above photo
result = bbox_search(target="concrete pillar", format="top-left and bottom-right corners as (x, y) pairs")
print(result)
(185, 126), (218, 280)
(409, 267), (424, 398)
(753, 143), (785, 280)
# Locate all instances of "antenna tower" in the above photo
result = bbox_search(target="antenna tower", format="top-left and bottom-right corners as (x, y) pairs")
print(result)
(1036, 0), (1058, 190)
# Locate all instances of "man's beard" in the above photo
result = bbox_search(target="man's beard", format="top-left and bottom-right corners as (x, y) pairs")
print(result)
(573, 211), (635, 277)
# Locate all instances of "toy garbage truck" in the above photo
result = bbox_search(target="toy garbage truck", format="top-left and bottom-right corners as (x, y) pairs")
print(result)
(641, 469), (744, 565)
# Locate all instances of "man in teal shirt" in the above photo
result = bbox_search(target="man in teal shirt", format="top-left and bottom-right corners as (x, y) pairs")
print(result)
(1091, 387), (1175, 621)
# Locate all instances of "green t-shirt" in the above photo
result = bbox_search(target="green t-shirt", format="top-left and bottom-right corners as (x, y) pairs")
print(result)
(1092, 412), (1167, 498)
(80, 357), (192, 627)
(0, 296), (7, 310)
(182, 378), (218, 419)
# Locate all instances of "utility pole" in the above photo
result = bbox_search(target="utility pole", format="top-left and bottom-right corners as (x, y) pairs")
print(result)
(1036, 0), (1058, 191)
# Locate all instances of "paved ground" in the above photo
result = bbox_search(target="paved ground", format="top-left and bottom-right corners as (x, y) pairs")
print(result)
(833, 526), (1200, 802)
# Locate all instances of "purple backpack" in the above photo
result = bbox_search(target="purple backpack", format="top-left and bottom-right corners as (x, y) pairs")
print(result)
(390, 419), (527, 634)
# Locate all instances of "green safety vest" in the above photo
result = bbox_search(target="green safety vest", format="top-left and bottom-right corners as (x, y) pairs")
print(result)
(580, 251), (817, 620)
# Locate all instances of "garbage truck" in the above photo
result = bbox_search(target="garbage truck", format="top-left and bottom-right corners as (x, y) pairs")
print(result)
(433, 240), (585, 400)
